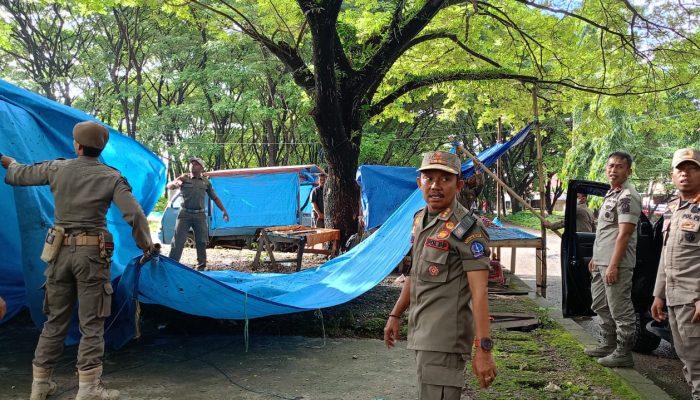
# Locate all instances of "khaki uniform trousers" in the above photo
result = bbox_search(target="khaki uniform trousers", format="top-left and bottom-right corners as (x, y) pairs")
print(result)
(169, 211), (209, 267)
(591, 266), (636, 348)
(669, 304), (700, 399)
(33, 245), (112, 371)
(415, 350), (467, 400)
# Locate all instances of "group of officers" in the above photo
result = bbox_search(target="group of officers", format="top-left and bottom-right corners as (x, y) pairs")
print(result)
(0, 119), (698, 400)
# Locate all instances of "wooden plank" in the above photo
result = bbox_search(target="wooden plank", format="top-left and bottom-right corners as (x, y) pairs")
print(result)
(489, 239), (542, 248)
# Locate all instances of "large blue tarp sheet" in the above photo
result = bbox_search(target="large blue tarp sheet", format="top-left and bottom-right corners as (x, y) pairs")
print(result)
(0, 80), (166, 340)
(358, 125), (532, 229)
(209, 172), (300, 230)
(0, 78), (535, 349)
(357, 165), (418, 230)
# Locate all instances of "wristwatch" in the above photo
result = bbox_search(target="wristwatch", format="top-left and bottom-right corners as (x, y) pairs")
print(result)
(475, 337), (494, 352)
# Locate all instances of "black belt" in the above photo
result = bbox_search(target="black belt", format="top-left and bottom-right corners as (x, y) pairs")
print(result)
(182, 207), (206, 214)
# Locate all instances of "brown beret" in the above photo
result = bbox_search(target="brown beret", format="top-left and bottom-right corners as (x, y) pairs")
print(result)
(73, 121), (109, 150)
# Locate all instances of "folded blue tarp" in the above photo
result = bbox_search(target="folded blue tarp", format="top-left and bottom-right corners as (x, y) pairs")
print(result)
(0, 80), (166, 340)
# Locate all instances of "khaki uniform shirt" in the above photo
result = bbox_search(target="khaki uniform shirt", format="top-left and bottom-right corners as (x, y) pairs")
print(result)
(179, 175), (215, 211)
(591, 180), (641, 268)
(653, 195), (700, 306)
(407, 200), (490, 354)
(5, 156), (152, 249)
(575, 204), (596, 232)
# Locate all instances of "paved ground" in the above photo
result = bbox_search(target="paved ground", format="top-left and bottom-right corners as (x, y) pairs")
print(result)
(500, 224), (687, 400)
(0, 315), (416, 400)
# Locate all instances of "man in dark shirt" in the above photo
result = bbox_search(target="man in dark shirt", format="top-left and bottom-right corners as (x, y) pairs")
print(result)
(310, 173), (326, 228)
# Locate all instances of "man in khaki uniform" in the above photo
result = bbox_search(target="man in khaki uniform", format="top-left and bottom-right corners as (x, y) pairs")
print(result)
(546, 193), (595, 232)
(384, 151), (497, 399)
(1, 121), (156, 400)
(585, 151), (641, 367)
(652, 148), (700, 400)
(167, 157), (228, 270)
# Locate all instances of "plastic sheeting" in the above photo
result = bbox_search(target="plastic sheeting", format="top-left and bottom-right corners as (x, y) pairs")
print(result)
(209, 172), (300, 230)
(357, 165), (418, 230)
(358, 124), (532, 229)
(108, 125), (536, 348)
(0, 80), (166, 336)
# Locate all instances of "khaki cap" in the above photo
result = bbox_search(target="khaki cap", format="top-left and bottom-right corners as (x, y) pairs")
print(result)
(418, 151), (461, 175)
(189, 157), (206, 170)
(73, 121), (109, 150)
(672, 148), (700, 168)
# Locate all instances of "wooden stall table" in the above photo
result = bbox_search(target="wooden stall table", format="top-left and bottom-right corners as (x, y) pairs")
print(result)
(252, 225), (341, 272)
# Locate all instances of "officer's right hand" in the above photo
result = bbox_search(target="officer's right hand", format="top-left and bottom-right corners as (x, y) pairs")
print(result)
(588, 259), (595, 273)
(692, 300), (700, 323)
(383, 316), (400, 349)
(651, 297), (667, 322)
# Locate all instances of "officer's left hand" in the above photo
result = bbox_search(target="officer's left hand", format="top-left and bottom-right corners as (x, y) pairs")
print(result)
(692, 300), (700, 323)
(604, 265), (619, 285)
(1, 155), (15, 169)
(472, 349), (497, 389)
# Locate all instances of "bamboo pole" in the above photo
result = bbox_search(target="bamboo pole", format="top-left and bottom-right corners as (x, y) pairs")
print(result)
(495, 117), (503, 260)
(457, 147), (561, 239)
(532, 85), (548, 298)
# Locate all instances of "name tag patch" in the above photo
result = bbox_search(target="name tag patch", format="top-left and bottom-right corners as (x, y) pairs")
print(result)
(425, 238), (449, 251)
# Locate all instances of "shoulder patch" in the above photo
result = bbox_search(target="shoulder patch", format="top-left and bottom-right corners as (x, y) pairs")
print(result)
(451, 214), (476, 240)
(470, 240), (487, 259)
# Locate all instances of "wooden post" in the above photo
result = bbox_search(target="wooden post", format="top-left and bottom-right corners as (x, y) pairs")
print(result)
(457, 147), (560, 238)
(532, 85), (548, 298)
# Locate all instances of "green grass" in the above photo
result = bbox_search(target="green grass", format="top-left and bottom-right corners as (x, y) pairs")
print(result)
(470, 296), (642, 399)
(494, 211), (563, 230)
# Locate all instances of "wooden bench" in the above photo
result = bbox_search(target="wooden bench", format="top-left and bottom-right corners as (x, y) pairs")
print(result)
(252, 225), (341, 272)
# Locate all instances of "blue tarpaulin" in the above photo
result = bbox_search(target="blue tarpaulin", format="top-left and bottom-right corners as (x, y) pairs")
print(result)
(1, 78), (535, 349)
(357, 165), (418, 230)
(0, 80), (166, 343)
(209, 172), (300, 230)
(357, 124), (532, 229)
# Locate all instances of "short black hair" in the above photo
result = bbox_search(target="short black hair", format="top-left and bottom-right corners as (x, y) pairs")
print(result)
(83, 146), (103, 157)
(607, 151), (633, 168)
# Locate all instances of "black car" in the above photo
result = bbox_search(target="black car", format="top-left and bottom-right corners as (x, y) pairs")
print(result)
(560, 180), (667, 353)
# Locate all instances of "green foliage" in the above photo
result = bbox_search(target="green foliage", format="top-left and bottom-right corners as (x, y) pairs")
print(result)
(498, 212), (562, 230)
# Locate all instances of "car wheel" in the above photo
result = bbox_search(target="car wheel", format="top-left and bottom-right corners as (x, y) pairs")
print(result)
(634, 312), (661, 353)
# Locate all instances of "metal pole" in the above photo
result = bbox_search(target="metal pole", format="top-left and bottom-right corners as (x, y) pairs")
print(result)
(532, 85), (548, 298)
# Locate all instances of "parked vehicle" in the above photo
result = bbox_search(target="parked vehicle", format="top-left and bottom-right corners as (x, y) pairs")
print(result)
(158, 165), (324, 248)
(560, 179), (668, 353)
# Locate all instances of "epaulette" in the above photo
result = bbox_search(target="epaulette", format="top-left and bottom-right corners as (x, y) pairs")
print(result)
(451, 213), (476, 240)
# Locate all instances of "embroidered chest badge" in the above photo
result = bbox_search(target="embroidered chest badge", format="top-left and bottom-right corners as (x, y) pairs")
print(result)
(470, 241), (486, 258)
(428, 264), (440, 276)
(437, 229), (450, 239)
(445, 221), (456, 230)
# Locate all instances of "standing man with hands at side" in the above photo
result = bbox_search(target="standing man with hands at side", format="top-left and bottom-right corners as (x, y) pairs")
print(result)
(584, 151), (641, 368)
(167, 157), (229, 271)
(2, 121), (158, 400)
(384, 151), (496, 399)
(310, 172), (326, 228)
(652, 148), (700, 400)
